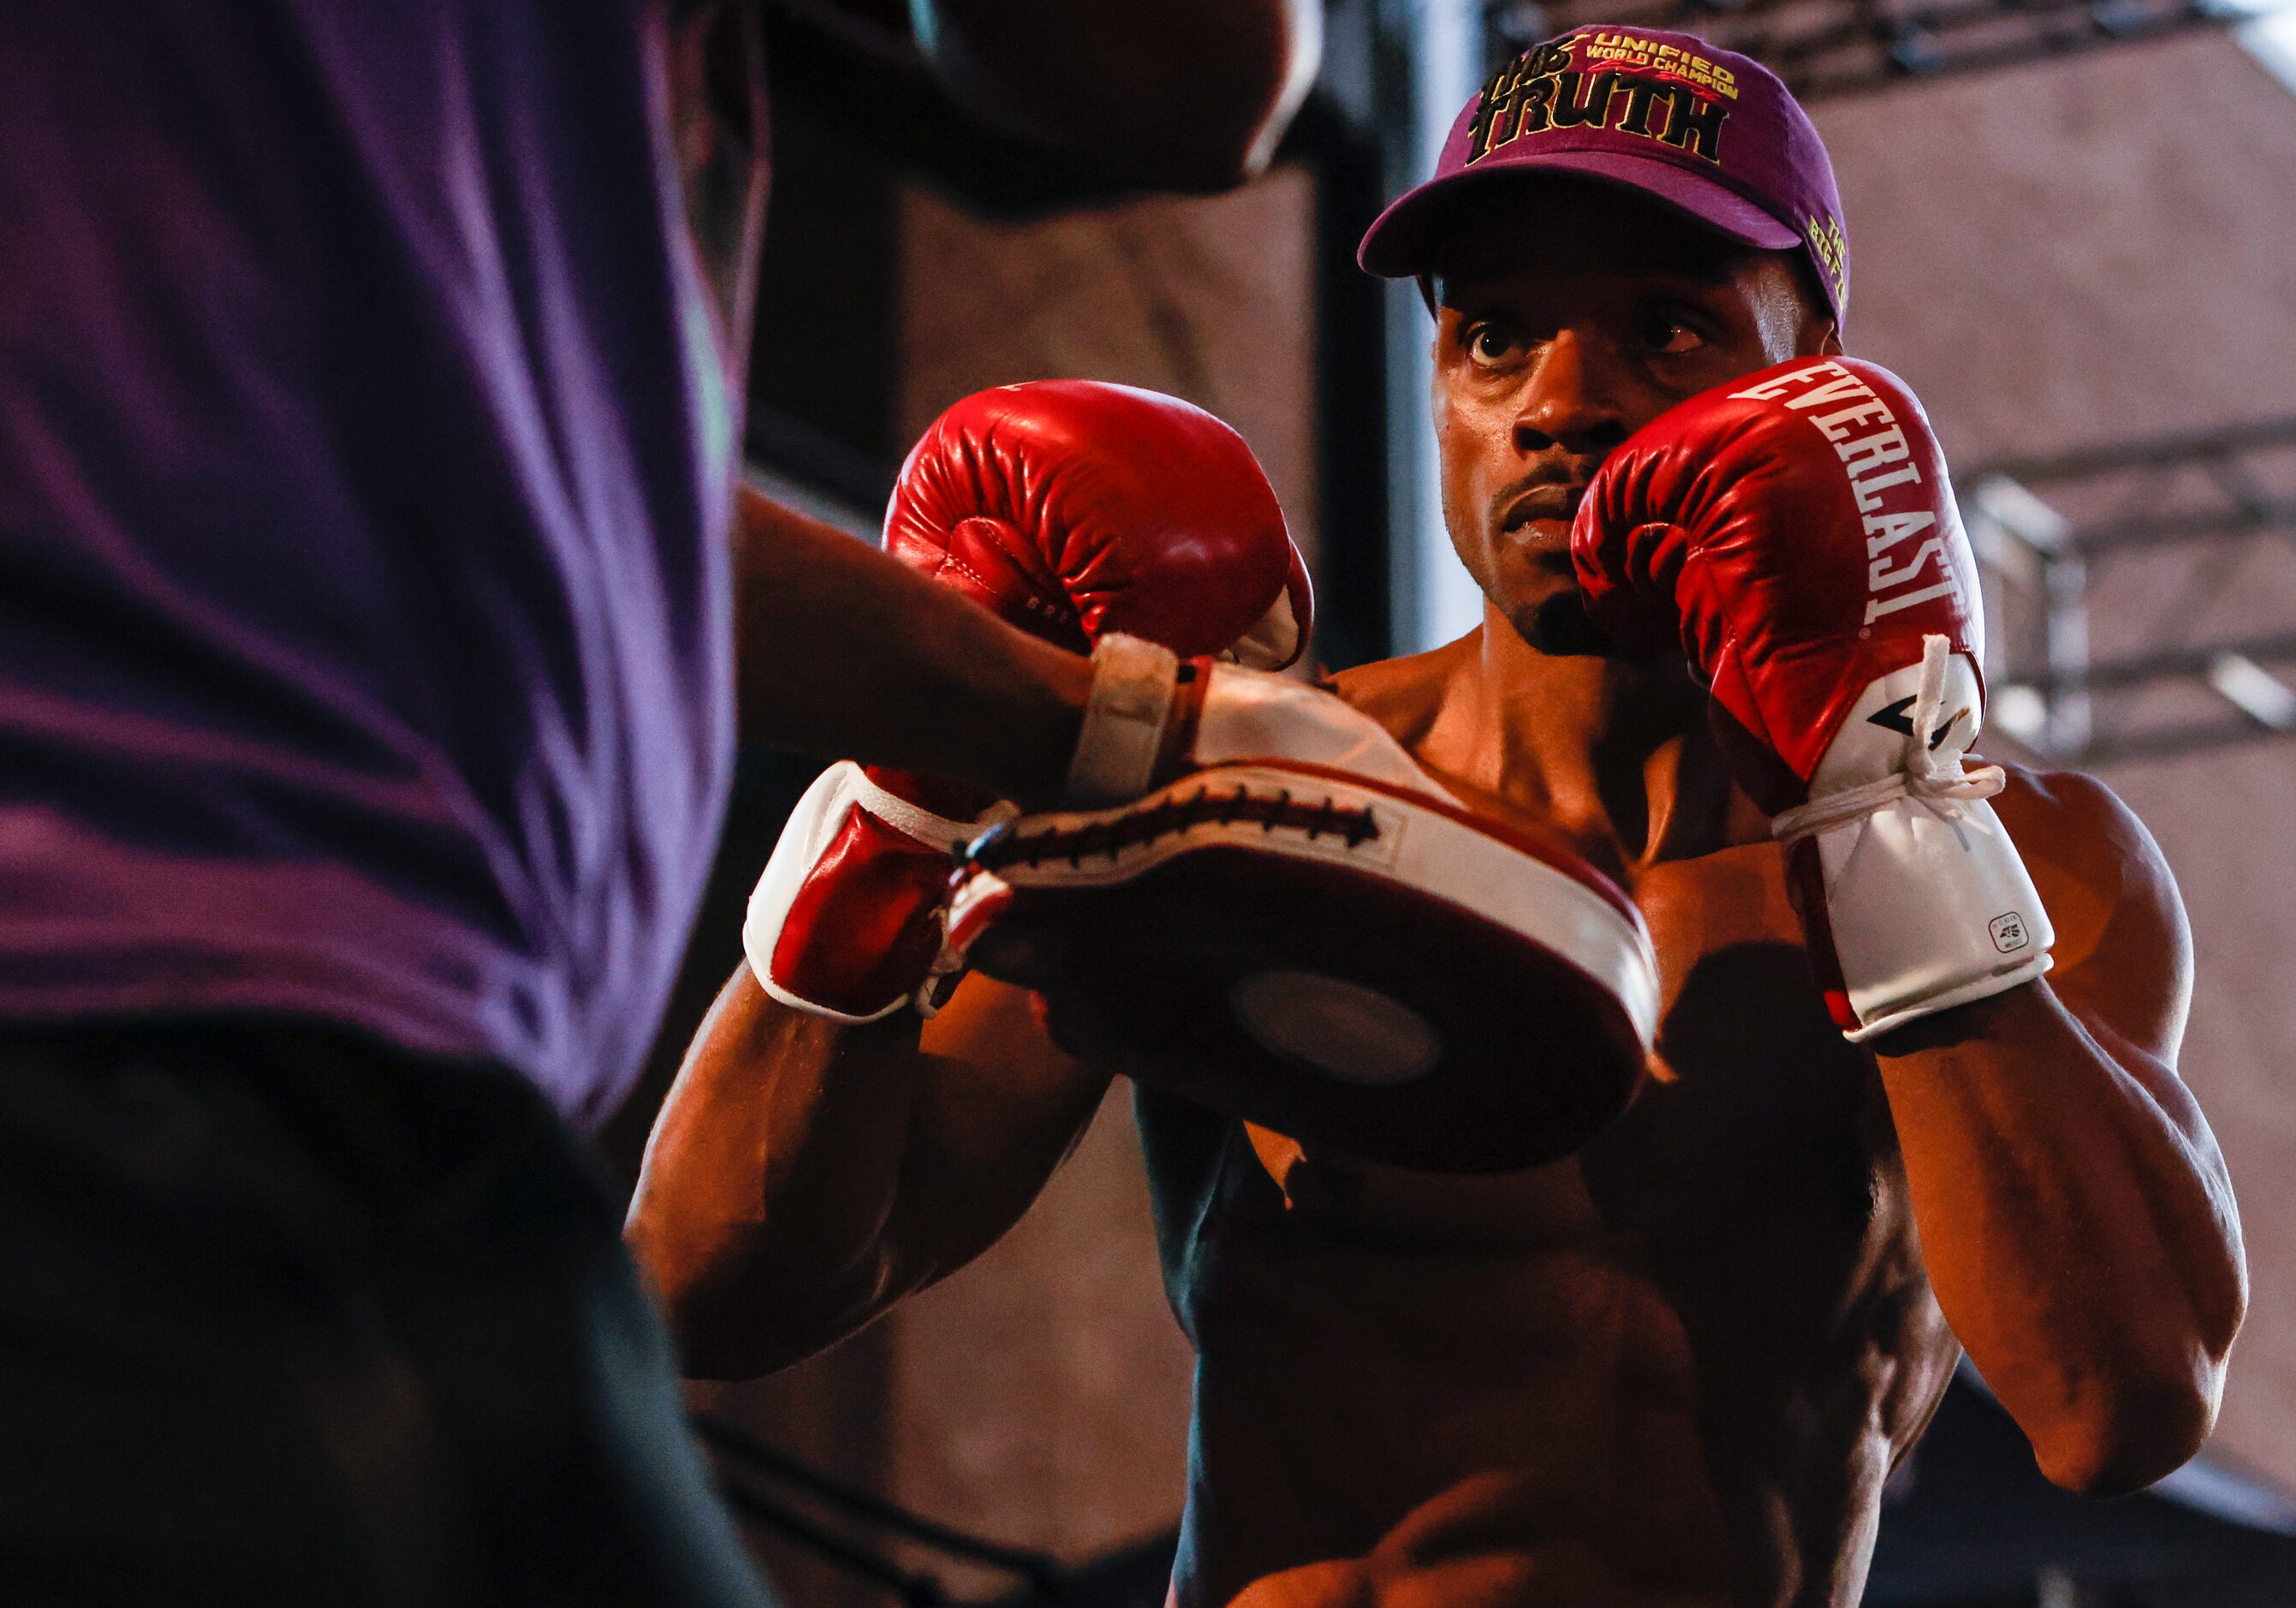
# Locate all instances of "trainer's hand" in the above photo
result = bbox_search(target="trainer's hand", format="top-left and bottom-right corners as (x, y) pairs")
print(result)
(913, 0), (1321, 189)
(746, 381), (1311, 1023)
(949, 659), (1662, 1171)
(1572, 357), (2053, 1041)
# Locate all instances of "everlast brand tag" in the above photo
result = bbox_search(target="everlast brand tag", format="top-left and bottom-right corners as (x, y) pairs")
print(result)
(1728, 360), (1965, 627)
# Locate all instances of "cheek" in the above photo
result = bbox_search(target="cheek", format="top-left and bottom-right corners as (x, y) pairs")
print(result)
(1432, 379), (1507, 490)
(1663, 332), (1787, 410)
(1431, 384), (1474, 497)
(1431, 390), (1496, 561)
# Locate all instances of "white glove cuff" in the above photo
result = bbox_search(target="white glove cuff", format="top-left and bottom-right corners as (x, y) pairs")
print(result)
(1063, 634), (1179, 807)
(742, 762), (1000, 1024)
(1782, 635), (2055, 1044)
(1799, 784), (2055, 1044)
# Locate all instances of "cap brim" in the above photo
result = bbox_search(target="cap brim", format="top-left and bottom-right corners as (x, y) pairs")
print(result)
(1358, 148), (1804, 278)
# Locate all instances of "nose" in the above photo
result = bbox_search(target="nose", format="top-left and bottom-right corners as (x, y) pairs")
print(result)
(1513, 328), (1631, 458)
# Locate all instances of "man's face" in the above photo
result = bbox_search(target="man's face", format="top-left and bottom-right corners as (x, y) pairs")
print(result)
(1428, 177), (1835, 646)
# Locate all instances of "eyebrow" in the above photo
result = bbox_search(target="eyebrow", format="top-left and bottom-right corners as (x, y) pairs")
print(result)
(1436, 259), (1749, 310)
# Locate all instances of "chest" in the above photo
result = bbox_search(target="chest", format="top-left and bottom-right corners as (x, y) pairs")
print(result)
(1575, 843), (1890, 1239)
(1205, 840), (1896, 1255)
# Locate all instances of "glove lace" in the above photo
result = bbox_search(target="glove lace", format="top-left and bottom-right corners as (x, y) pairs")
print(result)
(1772, 634), (2005, 849)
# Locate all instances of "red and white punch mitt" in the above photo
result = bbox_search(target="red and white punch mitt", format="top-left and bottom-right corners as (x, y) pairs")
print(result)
(1573, 356), (2054, 1042)
(746, 381), (1312, 1022)
(950, 656), (1662, 1173)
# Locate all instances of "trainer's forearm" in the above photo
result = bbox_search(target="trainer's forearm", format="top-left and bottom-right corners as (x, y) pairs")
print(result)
(732, 485), (1090, 804)
(913, 0), (1320, 189)
(1877, 985), (2245, 1493)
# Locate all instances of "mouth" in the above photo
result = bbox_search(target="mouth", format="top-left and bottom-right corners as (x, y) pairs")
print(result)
(1499, 483), (1585, 535)
(1497, 486), (1584, 564)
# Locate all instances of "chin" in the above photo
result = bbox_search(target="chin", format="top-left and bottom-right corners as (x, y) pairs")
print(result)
(1472, 584), (1552, 650)
(1482, 563), (1574, 643)
(1454, 521), (1577, 643)
(1526, 589), (1606, 654)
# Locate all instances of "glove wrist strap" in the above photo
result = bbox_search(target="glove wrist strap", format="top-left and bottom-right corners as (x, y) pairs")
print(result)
(1774, 635), (2005, 848)
(843, 769), (1000, 849)
(1064, 634), (1180, 807)
(1781, 639), (2055, 1044)
(743, 762), (1009, 1025)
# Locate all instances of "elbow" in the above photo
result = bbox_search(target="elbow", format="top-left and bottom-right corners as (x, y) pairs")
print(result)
(1143, 14), (1323, 191)
(1127, 37), (1320, 192)
(2020, 1243), (2246, 1498)
(2030, 1361), (2223, 1497)
(652, 1274), (781, 1383)
(1106, 123), (1278, 196)
(634, 1258), (778, 1382)
(657, 1277), (866, 1383)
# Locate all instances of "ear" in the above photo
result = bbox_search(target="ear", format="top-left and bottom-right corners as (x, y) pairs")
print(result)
(1791, 317), (1841, 360)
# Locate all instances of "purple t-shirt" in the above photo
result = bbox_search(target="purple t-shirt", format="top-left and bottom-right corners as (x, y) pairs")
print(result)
(0, 3), (753, 1127)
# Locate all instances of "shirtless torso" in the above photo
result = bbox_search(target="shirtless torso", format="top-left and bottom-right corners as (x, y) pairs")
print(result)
(1147, 629), (1959, 1607)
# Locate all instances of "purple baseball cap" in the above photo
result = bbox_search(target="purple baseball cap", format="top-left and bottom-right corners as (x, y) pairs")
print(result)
(1359, 26), (1850, 325)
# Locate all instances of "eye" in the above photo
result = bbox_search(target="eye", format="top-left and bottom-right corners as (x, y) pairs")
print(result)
(1639, 307), (1711, 357)
(1462, 319), (1526, 369)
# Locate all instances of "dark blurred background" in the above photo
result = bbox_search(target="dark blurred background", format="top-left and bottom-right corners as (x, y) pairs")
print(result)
(598, 3), (2296, 1603)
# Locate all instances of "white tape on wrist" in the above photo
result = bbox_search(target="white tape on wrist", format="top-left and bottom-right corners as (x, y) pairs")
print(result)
(1062, 634), (1180, 807)
(1839, 955), (2052, 1044)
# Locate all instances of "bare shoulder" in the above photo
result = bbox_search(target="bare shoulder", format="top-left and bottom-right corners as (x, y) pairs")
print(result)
(1323, 631), (1481, 744)
(1992, 763), (2180, 910)
(1993, 762), (2192, 1053)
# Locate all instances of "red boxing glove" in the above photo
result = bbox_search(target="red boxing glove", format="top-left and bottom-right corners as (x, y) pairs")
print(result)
(889, 380), (1312, 670)
(1573, 356), (2052, 1040)
(746, 381), (1312, 1023)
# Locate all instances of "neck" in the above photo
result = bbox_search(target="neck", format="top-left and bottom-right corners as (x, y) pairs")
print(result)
(1434, 601), (1723, 864)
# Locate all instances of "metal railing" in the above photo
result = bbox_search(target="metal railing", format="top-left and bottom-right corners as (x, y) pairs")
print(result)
(1960, 416), (2296, 765)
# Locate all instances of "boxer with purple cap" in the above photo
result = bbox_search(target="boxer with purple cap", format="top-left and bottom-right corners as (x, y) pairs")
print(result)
(628, 24), (2243, 1608)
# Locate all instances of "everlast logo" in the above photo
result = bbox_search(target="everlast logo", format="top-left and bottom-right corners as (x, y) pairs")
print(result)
(1728, 361), (1964, 626)
(1468, 34), (1734, 166)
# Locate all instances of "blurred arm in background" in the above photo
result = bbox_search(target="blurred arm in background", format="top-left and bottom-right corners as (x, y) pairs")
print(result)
(785, 0), (1322, 190)
(627, 968), (1109, 1378)
(730, 485), (1096, 805)
(719, 3), (1322, 795)
(909, 0), (1323, 190)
